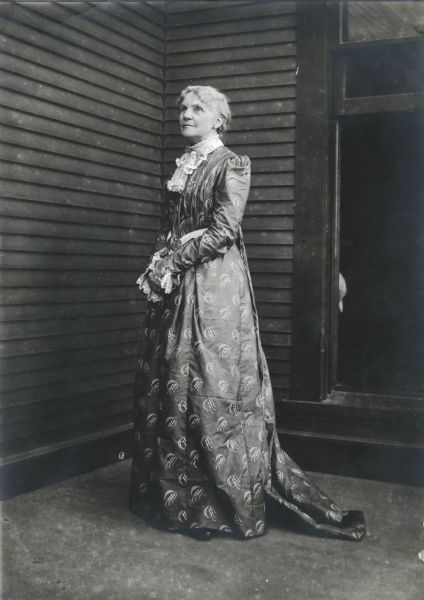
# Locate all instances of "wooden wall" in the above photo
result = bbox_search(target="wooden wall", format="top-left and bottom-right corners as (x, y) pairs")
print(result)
(0, 1), (165, 495)
(165, 0), (297, 401)
(1, 0), (300, 498)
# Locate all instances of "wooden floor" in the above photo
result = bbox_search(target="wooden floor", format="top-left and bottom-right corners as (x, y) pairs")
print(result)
(2, 461), (423, 600)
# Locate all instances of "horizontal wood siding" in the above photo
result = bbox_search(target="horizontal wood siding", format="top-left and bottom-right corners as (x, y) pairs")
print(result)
(165, 0), (297, 400)
(0, 1), (164, 463)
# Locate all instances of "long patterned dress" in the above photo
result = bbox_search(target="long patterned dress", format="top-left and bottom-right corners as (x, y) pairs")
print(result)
(129, 146), (366, 541)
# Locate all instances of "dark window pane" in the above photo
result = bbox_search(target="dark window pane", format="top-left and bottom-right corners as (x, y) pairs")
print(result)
(338, 112), (424, 394)
(345, 42), (424, 98)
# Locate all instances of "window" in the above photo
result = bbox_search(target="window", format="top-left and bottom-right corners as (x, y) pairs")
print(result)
(333, 3), (424, 396)
(292, 0), (424, 401)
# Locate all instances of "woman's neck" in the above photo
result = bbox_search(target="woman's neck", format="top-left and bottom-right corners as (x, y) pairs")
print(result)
(189, 132), (223, 155)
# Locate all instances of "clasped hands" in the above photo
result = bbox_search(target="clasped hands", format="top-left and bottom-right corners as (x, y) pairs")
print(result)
(137, 249), (180, 301)
(146, 255), (173, 294)
(146, 256), (172, 293)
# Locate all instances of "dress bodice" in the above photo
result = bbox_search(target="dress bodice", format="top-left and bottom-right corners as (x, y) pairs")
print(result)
(149, 146), (251, 265)
(167, 146), (237, 238)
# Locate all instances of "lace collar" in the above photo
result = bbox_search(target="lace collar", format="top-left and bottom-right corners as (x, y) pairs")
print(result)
(166, 134), (223, 193)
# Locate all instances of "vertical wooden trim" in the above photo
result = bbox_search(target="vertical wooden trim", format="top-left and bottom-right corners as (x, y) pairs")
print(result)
(328, 119), (341, 389)
(291, 0), (330, 401)
(326, 1), (343, 392)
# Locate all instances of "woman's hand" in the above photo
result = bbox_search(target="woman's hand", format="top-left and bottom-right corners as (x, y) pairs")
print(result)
(146, 270), (163, 294)
(151, 257), (172, 280)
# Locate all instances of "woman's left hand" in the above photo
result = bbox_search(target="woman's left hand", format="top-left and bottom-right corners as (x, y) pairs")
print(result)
(146, 270), (163, 294)
(151, 257), (173, 280)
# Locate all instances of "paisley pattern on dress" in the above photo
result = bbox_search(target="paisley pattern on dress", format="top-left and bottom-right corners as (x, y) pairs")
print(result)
(129, 146), (366, 541)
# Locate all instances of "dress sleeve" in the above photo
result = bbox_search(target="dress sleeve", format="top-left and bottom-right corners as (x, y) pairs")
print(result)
(162, 154), (251, 275)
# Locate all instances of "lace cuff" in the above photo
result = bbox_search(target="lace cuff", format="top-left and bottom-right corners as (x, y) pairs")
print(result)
(136, 271), (164, 303)
(136, 252), (181, 301)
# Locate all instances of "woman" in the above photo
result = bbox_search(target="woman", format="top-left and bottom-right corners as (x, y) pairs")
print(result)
(129, 85), (366, 541)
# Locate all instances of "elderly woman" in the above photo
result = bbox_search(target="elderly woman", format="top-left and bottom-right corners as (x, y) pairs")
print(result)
(129, 85), (365, 541)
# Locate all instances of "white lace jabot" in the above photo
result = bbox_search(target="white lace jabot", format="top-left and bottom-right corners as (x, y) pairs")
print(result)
(167, 134), (223, 193)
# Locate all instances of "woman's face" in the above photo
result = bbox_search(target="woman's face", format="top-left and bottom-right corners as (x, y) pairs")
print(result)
(179, 92), (222, 143)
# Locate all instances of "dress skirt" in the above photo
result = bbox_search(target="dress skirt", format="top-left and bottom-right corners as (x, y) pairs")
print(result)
(129, 230), (366, 541)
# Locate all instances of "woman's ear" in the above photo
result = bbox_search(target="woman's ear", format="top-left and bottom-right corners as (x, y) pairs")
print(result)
(214, 115), (223, 130)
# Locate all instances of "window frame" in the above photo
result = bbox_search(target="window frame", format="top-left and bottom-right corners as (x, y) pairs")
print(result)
(291, 0), (424, 404)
